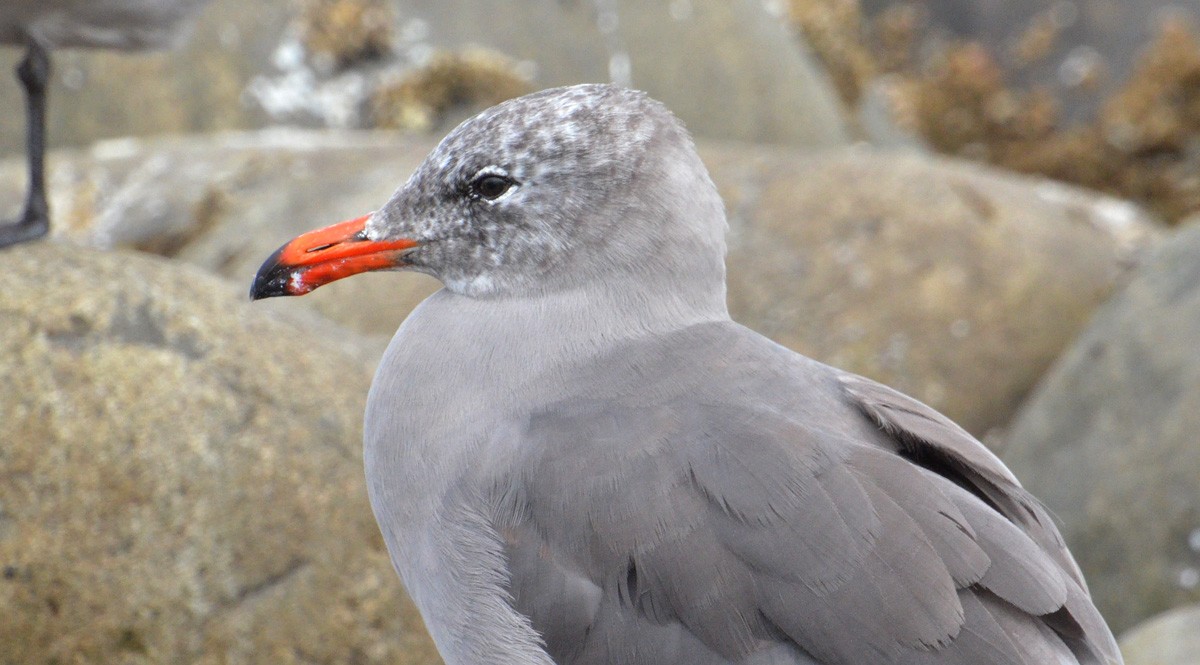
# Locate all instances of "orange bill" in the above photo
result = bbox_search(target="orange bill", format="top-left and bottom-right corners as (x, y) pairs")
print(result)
(249, 214), (419, 300)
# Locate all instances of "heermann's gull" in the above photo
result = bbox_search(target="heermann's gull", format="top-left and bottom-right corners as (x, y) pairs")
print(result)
(250, 84), (1123, 664)
(0, 0), (212, 248)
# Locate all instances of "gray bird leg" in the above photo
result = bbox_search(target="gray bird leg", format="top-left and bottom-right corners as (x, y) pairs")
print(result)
(0, 41), (51, 249)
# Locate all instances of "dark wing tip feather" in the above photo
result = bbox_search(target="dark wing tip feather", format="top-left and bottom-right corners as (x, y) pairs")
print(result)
(836, 371), (1123, 665)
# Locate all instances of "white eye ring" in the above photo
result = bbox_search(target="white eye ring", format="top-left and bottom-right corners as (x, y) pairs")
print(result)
(469, 166), (519, 203)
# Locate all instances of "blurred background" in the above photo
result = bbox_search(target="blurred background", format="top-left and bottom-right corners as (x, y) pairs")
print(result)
(1, 1), (1198, 663)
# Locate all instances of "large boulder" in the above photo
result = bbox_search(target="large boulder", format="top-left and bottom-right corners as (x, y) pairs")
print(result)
(1119, 604), (1200, 665)
(1, 130), (444, 342)
(714, 145), (1160, 434)
(0, 242), (439, 664)
(0, 0), (850, 157)
(384, 0), (850, 145)
(0, 134), (1161, 434)
(1003, 222), (1200, 632)
(860, 0), (1200, 124)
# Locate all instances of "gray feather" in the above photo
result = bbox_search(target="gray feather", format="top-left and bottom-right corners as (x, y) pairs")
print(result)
(352, 84), (1122, 665)
(488, 322), (1121, 664)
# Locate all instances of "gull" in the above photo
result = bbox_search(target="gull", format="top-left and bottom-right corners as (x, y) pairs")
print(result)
(250, 84), (1122, 665)
(0, 0), (212, 248)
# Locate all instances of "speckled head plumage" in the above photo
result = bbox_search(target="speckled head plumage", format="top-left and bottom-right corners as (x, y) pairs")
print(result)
(366, 83), (728, 297)
(251, 84), (728, 302)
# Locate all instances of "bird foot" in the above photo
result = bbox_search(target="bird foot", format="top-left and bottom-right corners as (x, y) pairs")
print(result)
(0, 208), (50, 249)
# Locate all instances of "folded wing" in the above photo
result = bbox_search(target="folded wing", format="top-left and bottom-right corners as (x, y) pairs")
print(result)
(495, 326), (1120, 665)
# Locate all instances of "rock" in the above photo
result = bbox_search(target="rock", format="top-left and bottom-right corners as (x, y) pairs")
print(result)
(0, 242), (439, 663)
(856, 75), (930, 151)
(274, 0), (852, 145)
(0, 134), (1161, 435)
(0, 0), (849, 155)
(1003, 222), (1200, 633)
(604, 0), (850, 146)
(0, 130), (445, 343)
(715, 145), (1161, 434)
(860, 0), (1200, 124)
(0, 0), (293, 156)
(368, 48), (537, 132)
(1119, 604), (1200, 665)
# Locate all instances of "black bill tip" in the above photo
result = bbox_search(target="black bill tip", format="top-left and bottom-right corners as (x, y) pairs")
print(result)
(248, 244), (296, 301)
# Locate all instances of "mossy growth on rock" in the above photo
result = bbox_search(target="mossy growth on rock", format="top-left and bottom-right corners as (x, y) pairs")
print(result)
(369, 49), (534, 132)
(914, 18), (1200, 225)
(300, 0), (395, 73)
(786, 0), (1200, 224)
(785, 0), (875, 106)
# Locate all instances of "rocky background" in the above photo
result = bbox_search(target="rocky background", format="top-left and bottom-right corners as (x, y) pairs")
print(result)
(1, 1), (1197, 663)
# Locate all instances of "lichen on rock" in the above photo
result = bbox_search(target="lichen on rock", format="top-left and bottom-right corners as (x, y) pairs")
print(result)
(369, 48), (534, 132)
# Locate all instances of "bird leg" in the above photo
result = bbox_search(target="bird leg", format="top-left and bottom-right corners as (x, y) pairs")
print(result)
(0, 41), (51, 249)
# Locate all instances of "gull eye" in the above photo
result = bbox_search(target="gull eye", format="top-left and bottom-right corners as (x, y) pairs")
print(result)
(471, 173), (515, 201)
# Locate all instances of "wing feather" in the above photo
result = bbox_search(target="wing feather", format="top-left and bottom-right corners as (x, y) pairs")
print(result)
(492, 325), (1120, 664)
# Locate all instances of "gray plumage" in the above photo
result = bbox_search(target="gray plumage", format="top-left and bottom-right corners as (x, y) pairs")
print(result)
(325, 84), (1122, 664)
(0, 0), (210, 50)
(0, 0), (212, 249)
